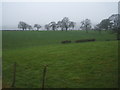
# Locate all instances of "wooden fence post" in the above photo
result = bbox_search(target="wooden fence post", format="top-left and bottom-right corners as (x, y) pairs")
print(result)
(11, 62), (16, 88)
(42, 65), (47, 90)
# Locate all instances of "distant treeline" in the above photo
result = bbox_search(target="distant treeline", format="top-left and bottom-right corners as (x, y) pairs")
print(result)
(17, 14), (119, 34)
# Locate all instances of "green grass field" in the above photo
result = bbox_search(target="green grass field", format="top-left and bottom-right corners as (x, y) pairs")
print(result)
(2, 30), (118, 88)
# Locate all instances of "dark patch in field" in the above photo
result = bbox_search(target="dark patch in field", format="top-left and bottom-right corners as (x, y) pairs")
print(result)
(61, 39), (96, 44)
(117, 38), (120, 40)
(106, 39), (110, 41)
(61, 40), (72, 44)
(75, 39), (96, 43)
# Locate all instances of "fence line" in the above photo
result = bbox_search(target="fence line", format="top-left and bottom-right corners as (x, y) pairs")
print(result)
(11, 62), (16, 88)
(42, 65), (48, 90)
(3, 62), (49, 88)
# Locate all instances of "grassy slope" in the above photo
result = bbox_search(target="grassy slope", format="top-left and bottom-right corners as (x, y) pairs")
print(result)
(2, 30), (116, 50)
(2, 30), (118, 88)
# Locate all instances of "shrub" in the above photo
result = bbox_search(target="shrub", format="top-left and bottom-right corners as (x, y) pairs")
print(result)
(75, 39), (96, 43)
(61, 40), (71, 44)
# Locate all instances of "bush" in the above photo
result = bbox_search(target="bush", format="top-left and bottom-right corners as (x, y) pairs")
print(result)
(75, 39), (96, 43)
(61, 40), (71, 44)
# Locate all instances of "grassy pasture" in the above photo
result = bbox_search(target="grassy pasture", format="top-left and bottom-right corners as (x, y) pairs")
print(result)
(2, 30), (117, 50)
(2, 30), (118, 88)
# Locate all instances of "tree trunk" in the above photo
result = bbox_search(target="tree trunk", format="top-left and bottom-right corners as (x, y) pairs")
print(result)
(85, 26), (88, 33)
(53, 27), (55, 31)
(61, 28), (63, 31)
(66, 27), (67, 31)
(86, 30), (88, 33)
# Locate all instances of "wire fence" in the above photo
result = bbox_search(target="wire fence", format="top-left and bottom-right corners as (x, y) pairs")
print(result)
(2, 62), (48, 89)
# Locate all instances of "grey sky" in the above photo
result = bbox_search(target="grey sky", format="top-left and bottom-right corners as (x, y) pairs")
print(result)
(2, 2), (118, 29)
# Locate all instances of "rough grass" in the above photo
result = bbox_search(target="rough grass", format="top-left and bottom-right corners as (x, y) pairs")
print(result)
(2, 30), (117, 50)
(2, 30), (118, 88)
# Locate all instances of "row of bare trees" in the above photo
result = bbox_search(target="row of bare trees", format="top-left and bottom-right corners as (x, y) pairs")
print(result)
(18, 17), (91, 32)
(18, 14), (120, 33)
(47, 17), (76, 31)
(18, 17), (75, 31)
(18, 22), (41, 31)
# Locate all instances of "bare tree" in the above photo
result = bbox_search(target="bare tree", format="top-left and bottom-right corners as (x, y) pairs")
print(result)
(57, 21), (64, 31)
(61, 17), (70, 31)
(18, 21), (28, 30)
(27, 25), (32, 30)
(49, 21), (56, 31)
(109, 14), (120, 39)
(99, 19), (111, 31)
(45, 24), (50, 31)
(94, 24), (101, 33)
(69, 21), (75, 30)
(80, 19), (91, 33)
(34, 24), (41, 31)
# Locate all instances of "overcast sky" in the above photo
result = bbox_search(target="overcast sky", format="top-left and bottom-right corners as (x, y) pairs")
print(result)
(1, 2), (118, 29)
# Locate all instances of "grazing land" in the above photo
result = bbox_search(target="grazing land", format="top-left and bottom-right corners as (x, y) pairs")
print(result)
(2, 30), (118, 88)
